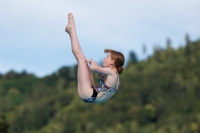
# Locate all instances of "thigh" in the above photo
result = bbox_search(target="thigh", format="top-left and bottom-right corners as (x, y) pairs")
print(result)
(77, 60), (94, 99)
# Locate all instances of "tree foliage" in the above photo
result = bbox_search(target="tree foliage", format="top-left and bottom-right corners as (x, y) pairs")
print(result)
(0, 114), (9, 133)
(0, 37), (200, 133)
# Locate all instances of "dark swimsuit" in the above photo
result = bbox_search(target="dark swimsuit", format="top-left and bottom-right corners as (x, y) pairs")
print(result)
(82, 73), (120, 104)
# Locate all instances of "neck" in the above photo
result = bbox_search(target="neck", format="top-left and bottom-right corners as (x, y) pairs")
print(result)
(110, 67), (117, 73)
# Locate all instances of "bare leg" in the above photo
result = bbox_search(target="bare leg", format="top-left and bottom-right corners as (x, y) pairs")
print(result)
(65, 13), (94, 99)
(89, 69), (95, 86)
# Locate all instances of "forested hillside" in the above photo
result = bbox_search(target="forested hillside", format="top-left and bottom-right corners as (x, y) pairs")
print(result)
(0, 37), (200, 133)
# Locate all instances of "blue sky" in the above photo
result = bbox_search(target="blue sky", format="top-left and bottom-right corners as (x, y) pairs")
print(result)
(0, 0), (200, 77)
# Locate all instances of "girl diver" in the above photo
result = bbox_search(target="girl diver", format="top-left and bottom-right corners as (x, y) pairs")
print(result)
(65, 13), (125, 103)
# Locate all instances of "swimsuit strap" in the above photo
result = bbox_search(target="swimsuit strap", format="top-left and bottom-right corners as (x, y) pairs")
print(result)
(114, 73), (120, 89)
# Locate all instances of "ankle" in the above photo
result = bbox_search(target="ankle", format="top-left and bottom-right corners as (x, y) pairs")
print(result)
(65, 25), (76, 34)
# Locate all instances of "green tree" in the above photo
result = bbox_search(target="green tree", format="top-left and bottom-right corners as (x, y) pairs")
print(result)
(127, 51), (138, 67)
(0, 114), (9, 133)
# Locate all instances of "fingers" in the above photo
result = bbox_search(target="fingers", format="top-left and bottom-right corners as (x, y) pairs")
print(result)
(85, 59), (93, 63)
(86, 59), (92, 61)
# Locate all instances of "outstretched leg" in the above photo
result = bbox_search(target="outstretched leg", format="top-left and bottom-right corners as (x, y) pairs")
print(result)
(65, 13), (94, 99)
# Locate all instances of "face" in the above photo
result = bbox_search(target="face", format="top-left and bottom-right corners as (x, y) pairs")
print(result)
(103, 53), (113, 67)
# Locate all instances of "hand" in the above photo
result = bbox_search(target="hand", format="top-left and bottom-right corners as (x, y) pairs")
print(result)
(86, 59), (98, 67)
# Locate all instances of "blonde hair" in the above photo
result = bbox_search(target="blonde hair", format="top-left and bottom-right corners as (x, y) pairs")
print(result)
(104, 49), (125, 74)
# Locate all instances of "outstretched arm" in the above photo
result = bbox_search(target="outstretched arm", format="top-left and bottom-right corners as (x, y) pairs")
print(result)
(86, 59), (113, 75)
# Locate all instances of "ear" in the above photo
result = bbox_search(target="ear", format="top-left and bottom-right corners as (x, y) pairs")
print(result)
(110, 60), (115, 65)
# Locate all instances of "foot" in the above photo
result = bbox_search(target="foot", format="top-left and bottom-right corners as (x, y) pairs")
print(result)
(65, 13), (76, 34)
